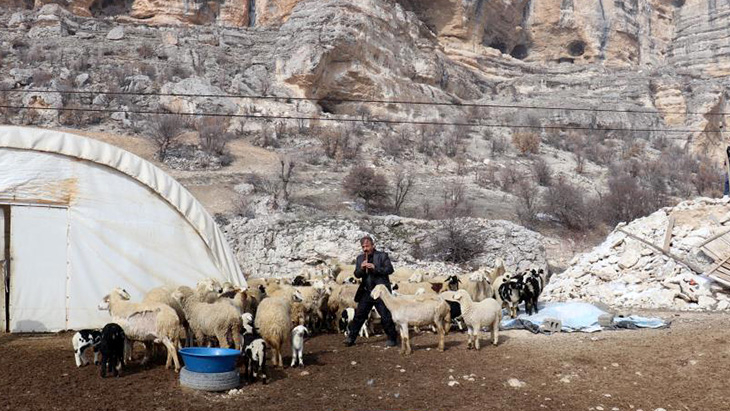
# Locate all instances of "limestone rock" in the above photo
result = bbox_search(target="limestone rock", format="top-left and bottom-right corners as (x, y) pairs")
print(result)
(160, 77), (237, 114)
(106, 27), (124, 40)
(618, 249), (640, 269)
(74, 73), (89, 87)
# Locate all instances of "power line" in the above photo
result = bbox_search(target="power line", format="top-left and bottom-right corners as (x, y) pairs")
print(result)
(1, 104), (724, 134)
(1, 87), (726, 117)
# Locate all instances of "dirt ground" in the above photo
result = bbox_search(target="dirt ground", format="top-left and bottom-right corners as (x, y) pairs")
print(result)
(2, 311), (728, 411)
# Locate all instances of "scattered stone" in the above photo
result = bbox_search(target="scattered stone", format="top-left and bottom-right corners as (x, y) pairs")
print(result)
(447, 381), (460, 387)
(75, 73), (89, 87)
(351, 361), (357, 365)
(300, 370), (309, 376)
(106, 26), (125, 40)
(507, 378), (526, 388)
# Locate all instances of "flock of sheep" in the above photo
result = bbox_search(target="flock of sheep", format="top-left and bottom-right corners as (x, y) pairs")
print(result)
(73, 259), (548, 382)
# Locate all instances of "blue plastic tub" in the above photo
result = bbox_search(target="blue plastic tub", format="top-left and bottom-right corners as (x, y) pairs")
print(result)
(179, 347), (241, 373)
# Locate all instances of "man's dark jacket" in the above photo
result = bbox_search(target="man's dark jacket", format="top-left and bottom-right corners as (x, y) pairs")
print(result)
(353, 250), (394, 303)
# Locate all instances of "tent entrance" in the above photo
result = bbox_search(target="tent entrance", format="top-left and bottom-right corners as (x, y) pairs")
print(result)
(1, 206), (8, 332)
(6, 205), (69, 332)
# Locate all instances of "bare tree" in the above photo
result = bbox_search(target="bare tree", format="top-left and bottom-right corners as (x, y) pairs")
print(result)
(196, 116), (232, 155)
(278, 155), (295, 211)
(343, 166), (390, 210)
(392, 169), (415, 215)
(149, 114), (184, 161)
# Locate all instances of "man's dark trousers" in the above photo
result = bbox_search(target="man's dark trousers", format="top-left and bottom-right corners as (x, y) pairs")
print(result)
(348, 290), (398, 342)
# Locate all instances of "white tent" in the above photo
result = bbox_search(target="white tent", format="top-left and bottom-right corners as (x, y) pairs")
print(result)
(0, 126), (246, 332)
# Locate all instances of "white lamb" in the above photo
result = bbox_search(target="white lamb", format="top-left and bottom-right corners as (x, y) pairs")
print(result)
(290, 324), (309, 367)
(442, 290), (501, 350)
(255, 291), (303, 368)
(172, 288), (243, 350)
(370, 284), (450, 356)
(98, 288), (184, 371)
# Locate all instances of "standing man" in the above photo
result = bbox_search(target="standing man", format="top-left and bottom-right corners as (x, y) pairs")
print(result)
(344, 235), (399, 347)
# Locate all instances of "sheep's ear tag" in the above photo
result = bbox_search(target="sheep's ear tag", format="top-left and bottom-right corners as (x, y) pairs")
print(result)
(540, 318), (562, 335)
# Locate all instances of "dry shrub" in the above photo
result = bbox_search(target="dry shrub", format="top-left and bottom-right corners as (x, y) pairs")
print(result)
(541, 177), (595, 231)
(491, 135), (508, 157)
(431, 218), (484, 264)
(342, 166), (390, 209)
(512, 131), (541, 155)
(196, 116), (232, 155)
(532, 157), (552, 186)
(149, 114), (184, 161)
(318, 125), (362, 161)
(137, 44), (155, 59)
(515, 178), (539, 228)
(601, 173), (666, 226)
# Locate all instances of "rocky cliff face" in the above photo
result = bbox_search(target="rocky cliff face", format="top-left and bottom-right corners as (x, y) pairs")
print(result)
(221, 214), (548, 278)
(4, 0), (730, 159)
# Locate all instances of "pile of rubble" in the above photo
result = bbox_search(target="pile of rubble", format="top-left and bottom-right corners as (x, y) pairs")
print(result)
(543, 198), (730, 311)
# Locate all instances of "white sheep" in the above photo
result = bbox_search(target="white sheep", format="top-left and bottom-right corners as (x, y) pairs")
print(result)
(98, 288), (183, 372)
(442, 289), (501, 350)
(172, 288), (243, 350)
(392, 281), (437, 296)
(370, 284), (450, 356)
(463, 271), (493, 302)
(407, 272), (424, 283)
(255, 291), (303, 368)
(290, 325), (309, 367)
(143, 286), (190, 346)
(195, 278), (224, 303)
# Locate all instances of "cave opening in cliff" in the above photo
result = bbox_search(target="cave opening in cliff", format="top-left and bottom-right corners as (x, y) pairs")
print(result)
(90, 0), (134, 17)
(567, 40), (585, 56)
(487, 39), (508, 54)
(248, 0), (256, 26)
(510, 45), (529, 60)
(318, 98), (339, 114)
(672, 0), (685, 6)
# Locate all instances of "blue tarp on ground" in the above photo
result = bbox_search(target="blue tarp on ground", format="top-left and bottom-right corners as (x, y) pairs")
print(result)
(499, 301), (670, 334)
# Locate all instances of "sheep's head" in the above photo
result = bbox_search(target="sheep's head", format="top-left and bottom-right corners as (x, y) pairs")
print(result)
(197, 278), (223, 295)
(98, 295), (110, 311)
(370, 284), (389, 299)
(171, 289), (185, 303)
(241, 313), (254, 334)
(293, 324), (309, 338)
(112, 287), (131, 300)
(291, 290), (304, 303)
(345, 276), (358, 284)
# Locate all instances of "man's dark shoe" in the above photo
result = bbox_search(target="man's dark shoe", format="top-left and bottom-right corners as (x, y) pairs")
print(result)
(385, 339), (398, 347)
(343, 338), (355, 347)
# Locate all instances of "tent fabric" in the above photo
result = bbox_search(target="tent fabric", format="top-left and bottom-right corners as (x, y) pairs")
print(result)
(500, 301), (669, 333)
(0, 126), (246, 331)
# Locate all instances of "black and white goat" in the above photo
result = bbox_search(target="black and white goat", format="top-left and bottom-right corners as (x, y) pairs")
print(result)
(291, 275), (311, 287)
(339, 307), (370, 338)
(446, 275), (461, 292)
(498, 279), (525, 319)
(72, 329), (101, 367)
(94, 323), (126, 378)
(523, 269), (545, 315)
(241, 313), (267, 384)
(445, 300), (466, 333)
(498, 269), (546, 318)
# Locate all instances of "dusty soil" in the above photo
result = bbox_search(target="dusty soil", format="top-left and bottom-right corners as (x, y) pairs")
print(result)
(1, 311), (728, 411)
